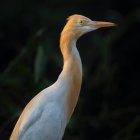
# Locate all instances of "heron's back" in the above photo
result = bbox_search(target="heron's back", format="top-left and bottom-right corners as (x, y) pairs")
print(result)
(10, 85), (68, 140)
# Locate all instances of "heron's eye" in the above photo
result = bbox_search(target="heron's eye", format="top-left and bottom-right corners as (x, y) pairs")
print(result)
(79, 20), (84, 25)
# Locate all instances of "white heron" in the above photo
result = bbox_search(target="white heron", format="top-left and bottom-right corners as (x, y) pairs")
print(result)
(10, 14), (115, 140)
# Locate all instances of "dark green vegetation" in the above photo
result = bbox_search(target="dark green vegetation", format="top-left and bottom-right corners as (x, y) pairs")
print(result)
(0, 0), (140, 139)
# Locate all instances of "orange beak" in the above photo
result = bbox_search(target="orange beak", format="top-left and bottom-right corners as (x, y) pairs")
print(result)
(87, 21), (116, 28)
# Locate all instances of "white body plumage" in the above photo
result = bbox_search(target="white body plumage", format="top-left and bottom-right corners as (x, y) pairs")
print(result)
(10, 42), (82, 140)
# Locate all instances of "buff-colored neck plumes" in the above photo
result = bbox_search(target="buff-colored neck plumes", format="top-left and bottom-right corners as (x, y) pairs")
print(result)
(59, 28), (82, 120)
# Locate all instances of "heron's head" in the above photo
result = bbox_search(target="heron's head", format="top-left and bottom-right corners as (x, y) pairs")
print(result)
(62, 14), (116, 39)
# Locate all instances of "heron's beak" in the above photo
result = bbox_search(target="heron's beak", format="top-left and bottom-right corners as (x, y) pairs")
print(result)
(87, 21), (116, 28)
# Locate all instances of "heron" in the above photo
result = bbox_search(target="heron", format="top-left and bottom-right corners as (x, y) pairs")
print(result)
(10, 14), (115, 140)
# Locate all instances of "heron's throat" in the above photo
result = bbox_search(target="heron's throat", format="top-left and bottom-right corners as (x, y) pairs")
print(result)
(60, 30), (76, 61)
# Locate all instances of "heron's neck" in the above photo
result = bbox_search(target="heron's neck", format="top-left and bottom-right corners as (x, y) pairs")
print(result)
(60, 30), (82, 120)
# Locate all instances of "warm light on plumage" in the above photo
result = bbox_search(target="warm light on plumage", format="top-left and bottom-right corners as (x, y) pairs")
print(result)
(10, 14), (115, 140)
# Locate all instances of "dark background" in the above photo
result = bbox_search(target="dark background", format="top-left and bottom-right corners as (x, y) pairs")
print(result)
(0, 0), (140, 140)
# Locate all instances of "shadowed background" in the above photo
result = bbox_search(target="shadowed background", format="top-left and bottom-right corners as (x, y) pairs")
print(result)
(0, 0), (140, 139)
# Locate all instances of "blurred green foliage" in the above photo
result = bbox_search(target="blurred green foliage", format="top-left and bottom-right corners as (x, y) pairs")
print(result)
(0, 0), (140, 140)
